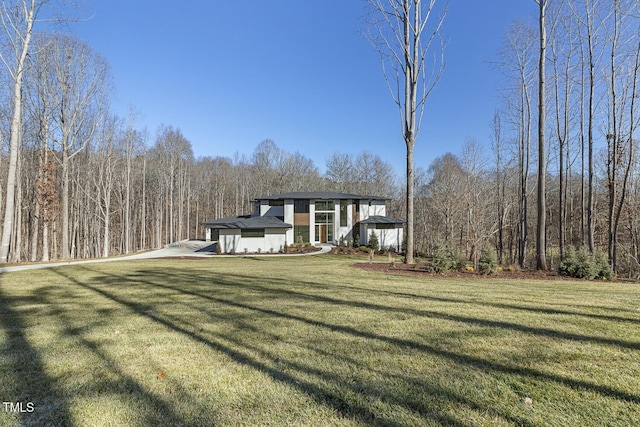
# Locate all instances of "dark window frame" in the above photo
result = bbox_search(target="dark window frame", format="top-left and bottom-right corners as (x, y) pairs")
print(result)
(241, 229), (265, 238)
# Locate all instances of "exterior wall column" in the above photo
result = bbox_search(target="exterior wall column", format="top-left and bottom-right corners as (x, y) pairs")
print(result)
(284, 199), (294, 245)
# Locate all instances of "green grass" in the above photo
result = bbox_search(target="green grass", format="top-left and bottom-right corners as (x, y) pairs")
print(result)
(1, 255), (639, 426)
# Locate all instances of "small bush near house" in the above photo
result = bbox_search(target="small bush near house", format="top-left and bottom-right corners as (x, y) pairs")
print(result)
(368, 231), (379, 251)
(478, 246), (498, 274)
(558, 246), (614, 280)
(429, 241), (462, 273)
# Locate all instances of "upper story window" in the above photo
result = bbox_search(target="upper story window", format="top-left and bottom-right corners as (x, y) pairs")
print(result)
(294, 200), (309, 213)
(340, 200), (348, 227)
(269, 200), (284, 207)
(315, 200), (335, 211)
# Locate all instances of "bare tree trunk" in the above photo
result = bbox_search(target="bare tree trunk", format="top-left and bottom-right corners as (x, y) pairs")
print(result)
(0, 0), (38, 263)
(586, 1), (597, 253)
(366, 0), (448, 264)
(492, 111), (505, 264)
(535, 0), (548, 271)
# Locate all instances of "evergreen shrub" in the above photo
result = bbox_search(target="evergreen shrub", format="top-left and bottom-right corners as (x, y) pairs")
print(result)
(558, 246), (613, 280)
(429, 241), (462, 273)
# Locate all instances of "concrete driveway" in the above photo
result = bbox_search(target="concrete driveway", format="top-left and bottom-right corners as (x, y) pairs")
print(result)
(0, 240), (331, 273)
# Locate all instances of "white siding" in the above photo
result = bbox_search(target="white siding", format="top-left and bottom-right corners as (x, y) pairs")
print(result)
(359, 200), (387, 220)
(360, 225), (403, 251)
(370, 201), (386, 216)
(284, 200), (294, 245)
(264, 229), (287, 253)
(378, 227), (403, 251)
(219, 228), (288, 254)
(219, 230), (241, 253)
(309, 201), (316, 243)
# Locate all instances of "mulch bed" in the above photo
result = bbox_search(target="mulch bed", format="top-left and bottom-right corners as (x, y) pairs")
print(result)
(350, 261), (574, 281)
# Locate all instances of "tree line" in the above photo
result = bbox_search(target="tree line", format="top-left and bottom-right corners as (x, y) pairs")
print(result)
(3, 0), (640, 278)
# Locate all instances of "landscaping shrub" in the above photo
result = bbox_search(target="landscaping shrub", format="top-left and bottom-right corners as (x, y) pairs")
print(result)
(368, 231), (379, 250)
(429, 241), (462, 273)
(558, 246), (614, 280)
(594, 251), (615, 280)
(478, 246), (498, 274)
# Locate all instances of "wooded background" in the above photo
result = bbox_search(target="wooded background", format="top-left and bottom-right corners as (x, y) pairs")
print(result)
(3, 0), (640, 277)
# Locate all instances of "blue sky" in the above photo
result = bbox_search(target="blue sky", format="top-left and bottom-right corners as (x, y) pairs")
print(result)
(74, 1), (536, 174)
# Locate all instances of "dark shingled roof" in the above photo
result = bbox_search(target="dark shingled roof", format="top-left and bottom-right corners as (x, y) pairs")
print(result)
(255, 191), (389, 201)
(202, 215), (292, 229)
(358, 215), (405, 225)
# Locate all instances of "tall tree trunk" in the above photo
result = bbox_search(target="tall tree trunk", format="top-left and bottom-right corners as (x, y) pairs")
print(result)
(536, 0), (548, 271)
(586, 1), (596, 253)
(0, 1), (37, 263)
(366, 0), (447, 264)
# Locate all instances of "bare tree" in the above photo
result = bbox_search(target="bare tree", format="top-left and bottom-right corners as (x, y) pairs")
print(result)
(534, 0), (548, 270)
(570, 0), (605, 253)
(605, 0), (639, 272)
(366, 0), (448, 264)
(325, 152), (354, 193)
(491, 110), (509, 264)
(549, 3), (575, 261)
(0, 0), (47, 263)
(44, 34), (110, 259)
(499, 21), (536, 267)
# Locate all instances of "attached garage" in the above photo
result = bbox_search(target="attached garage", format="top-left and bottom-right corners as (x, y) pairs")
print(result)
(202, 215), (292, 254)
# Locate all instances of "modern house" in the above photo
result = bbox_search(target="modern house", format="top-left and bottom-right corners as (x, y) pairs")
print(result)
(202, 191), (404, 254)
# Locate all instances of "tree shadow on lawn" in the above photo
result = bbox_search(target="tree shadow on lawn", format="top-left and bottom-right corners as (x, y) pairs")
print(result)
(0, 273), (207, 426)
(56, 264), (640, 424)
(52, 266), (468, 426)
(33, 283), (203, 427)
(125, 267), (640, 353)
(315, 277), (640, 326)
(0, 282), (74, 426)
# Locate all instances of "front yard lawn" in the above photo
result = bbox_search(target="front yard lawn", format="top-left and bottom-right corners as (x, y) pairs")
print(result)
(1, 256), (639, 426)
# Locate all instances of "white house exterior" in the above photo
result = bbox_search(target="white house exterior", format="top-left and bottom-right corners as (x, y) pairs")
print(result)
(359, 216), (404, 251)
(202, 192), (404, 253)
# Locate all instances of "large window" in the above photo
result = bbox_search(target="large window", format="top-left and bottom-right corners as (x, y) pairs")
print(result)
(315, 200), (334, 211)
(340, 200), (348, 227)
(294, 226), (309, 243)
(294, 200), (309, 213)
(315, 212), (334, 242)
(241, 229), (264, 238)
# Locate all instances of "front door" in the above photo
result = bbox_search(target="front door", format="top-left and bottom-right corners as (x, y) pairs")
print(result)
(319, 224), (327, 243)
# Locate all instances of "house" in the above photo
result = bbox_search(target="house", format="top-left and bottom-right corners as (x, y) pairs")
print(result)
(202, 191), (404, 254)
